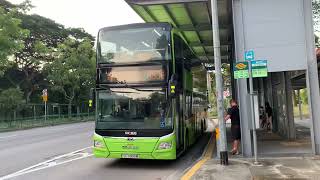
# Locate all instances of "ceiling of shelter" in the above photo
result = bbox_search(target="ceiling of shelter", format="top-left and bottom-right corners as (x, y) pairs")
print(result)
(125, 0), (234, 66)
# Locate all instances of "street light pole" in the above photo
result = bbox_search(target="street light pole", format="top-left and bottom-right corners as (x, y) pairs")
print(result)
(211, 0), (228, 165)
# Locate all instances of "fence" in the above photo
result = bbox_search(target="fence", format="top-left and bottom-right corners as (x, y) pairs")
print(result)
(0, 103), (95, 132)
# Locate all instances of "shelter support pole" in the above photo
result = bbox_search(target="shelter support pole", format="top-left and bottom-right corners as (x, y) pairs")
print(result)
(297, 90), (302, 120)
(304, 0), (320, 155)
(211, 0), (228, 165)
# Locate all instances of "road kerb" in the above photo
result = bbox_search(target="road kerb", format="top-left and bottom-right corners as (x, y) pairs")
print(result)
(180, 133), (215, 180)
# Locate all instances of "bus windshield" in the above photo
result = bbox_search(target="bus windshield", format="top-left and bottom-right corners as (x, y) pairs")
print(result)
(96, 87), (173, 130)
(98, 26), (170, 64)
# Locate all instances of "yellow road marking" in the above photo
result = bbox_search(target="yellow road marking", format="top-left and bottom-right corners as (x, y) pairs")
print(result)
(181, 133), (215, 180)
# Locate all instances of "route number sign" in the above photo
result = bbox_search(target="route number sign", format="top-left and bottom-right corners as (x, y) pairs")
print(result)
(251, 60), (268, 77)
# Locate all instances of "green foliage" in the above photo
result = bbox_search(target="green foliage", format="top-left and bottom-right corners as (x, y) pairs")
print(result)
(46, 38), (95, 106)
(300, 89), (309, 105)
(208, 63), (232, 112)
(316, 35), (320, 47)
(0, 6), (29, 75)
(0, 88), (24, 110)
(0, 0), (95, 103)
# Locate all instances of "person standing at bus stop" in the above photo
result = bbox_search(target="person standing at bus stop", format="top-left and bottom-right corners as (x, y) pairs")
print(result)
(265, 102), (273, 132)
(225, 99), (241, 155)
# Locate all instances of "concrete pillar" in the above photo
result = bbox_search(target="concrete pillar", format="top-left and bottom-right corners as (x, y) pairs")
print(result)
(284, 72), (296, 140)
(303, 0), (320, 155)
(232, 0), (253, 157)
(297, 90), (303, 120)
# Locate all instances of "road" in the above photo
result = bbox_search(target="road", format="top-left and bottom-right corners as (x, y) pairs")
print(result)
(0, 122), (212, 180)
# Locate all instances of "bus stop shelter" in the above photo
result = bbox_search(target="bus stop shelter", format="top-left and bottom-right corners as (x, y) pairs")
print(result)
(125, 0), (320, 157)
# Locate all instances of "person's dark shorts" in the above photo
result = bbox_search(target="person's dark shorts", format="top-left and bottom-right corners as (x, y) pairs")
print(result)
(231, 125), (241, 140)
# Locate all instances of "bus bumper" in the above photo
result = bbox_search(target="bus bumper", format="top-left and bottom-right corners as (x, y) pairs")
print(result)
(93, 133), (176, 160)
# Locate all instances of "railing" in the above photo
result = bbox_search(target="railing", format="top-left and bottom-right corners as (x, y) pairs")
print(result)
(0, 103), (95, 132)
(0, 112), (95, 132)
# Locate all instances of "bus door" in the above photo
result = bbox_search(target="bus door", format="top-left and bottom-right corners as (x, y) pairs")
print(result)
(175, 94), (185, 150)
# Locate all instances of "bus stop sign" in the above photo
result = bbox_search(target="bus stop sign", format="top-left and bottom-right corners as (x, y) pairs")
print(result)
(233, 62), (249, 79)
(251, 60), (268, 77)
(245, 50), (255, 61)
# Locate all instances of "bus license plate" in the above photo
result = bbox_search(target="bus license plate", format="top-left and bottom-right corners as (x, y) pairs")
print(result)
(121, 154), (139, 159)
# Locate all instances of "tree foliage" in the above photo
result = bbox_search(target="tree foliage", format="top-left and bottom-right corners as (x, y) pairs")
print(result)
(0, 88), (24, 111)
(0, 0), (95, 103)
(46, 38), (95, 116)
(0, 6), (29, 75)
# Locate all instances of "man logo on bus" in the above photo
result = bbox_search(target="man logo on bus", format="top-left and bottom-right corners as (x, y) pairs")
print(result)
(125, 131), (137, 136)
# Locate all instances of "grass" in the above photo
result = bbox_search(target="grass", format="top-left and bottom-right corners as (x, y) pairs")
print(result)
(0, 114), (95, 132)
(293, 104), (310, 119)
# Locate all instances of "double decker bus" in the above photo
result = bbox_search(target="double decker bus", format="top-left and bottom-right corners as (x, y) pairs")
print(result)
(93, 23), (208, 160)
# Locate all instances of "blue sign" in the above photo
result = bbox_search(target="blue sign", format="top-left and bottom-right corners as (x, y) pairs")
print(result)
(245, 50), (255, 61)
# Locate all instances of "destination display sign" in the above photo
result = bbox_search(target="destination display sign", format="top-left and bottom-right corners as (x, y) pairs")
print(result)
(100, 65), (165, 84)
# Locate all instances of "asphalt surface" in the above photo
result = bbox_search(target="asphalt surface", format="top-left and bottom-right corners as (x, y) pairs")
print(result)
(0, 122), (211, 180)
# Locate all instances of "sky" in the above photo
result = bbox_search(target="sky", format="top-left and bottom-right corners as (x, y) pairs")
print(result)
(7, 0), (320, 38)
(8, 0), (143, 36)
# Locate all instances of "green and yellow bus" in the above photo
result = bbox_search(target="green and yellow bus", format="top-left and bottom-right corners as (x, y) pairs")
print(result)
(93, 23), (208, 160)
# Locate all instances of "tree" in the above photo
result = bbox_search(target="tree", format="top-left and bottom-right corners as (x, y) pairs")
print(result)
(46, 38), (95, 117)
(4, 6), (94, 103)
(0, 6), (29, 75)
(0, 88), (24, 121)
(208, 63), (232, 116)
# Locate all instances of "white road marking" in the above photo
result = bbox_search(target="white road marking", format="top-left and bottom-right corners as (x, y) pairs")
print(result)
(0, 135), (18, 140)
(0, 146), (93, 180)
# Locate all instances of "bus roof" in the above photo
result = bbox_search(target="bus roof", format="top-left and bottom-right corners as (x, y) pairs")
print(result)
(98, 22), (172, 32)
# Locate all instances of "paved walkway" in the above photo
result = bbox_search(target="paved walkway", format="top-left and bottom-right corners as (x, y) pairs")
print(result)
(190, 119), (319, 179)
(192, 156), (320, 179)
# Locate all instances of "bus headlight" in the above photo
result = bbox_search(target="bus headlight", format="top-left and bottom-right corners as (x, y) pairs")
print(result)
(94, 140), (105, 148)
(158, 142), (172, 150)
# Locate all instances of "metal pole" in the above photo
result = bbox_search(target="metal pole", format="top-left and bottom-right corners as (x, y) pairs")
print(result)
(44, 101), (47, 123)
(88, 106), (90, 120)
(211, 0), (228, 165)
(33, 105), (36, 121)
(248, 61), (258, 164)
(298, 90), (303, 120)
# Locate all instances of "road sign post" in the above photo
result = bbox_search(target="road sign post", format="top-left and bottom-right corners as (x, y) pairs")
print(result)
(248, 60), (259, 165)
(244, 50), (259, 164)
(235, 51), (268, 164)
(42, 89), (48, 123)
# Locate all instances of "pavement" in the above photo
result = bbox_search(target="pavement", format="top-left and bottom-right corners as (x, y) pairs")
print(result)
(191, 119), (319, 180)
(192, 156), (320, 180)
(0, 121), (214, 180)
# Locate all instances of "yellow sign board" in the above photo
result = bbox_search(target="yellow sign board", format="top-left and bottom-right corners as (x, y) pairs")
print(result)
(42, 95), (48, 102)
